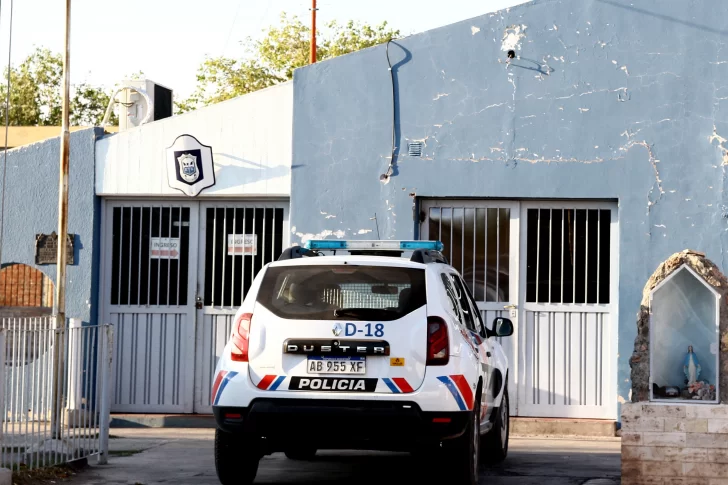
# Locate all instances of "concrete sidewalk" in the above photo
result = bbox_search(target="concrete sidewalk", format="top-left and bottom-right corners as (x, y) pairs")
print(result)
(68, 429), (621, 484)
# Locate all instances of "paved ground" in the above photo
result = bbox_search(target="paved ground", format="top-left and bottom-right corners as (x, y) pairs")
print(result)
(68, 429), (621, 485)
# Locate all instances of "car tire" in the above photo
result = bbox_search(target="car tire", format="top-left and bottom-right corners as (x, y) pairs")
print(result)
(446, 401), (480, 485)
(284, 448), (317, 460)
(215, 428), (260, 485)
(481, 386), (509, 464)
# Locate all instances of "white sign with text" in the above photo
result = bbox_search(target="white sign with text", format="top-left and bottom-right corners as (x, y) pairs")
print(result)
(150, 237), (181, 259)
(228, 234), (257, 256)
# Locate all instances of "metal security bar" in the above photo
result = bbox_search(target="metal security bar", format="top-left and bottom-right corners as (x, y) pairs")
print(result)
(525, 208), (611, 304)
(110, 205), (191, 306)
(105, 201), (197, 414)
(426, 206), (511, 302)
(523, 311), (607, 408)
(194, 203), (286, 413)
(519, 202), (617, 419)
(203, 206), (284, 308)
(1, 318), (113, 470)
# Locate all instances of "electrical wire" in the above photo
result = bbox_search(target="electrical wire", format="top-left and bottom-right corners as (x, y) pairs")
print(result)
(222, 0), (244, 56)
(380, 39), (396, 182)
(0, 0), (14, 270)
(223, 0), (271, 57)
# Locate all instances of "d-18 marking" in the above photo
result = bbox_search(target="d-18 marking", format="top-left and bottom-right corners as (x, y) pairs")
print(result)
(344, 323), (385, 338)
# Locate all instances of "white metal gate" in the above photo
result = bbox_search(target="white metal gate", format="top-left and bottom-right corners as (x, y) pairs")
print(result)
(101, 202), (199, 413)
(193, 202), (287, 413)
(420, 200), (520, 414)
(101, 199), (288, 414)
(420, 200), (618, 419)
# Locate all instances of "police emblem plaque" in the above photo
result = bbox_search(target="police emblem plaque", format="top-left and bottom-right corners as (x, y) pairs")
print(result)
(166, 134), (216, 196)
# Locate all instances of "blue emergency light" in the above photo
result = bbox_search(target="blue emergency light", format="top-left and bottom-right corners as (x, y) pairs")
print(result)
(303, 240), (444, 252)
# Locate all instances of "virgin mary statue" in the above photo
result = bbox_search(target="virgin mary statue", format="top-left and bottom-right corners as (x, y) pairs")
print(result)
(684, 346), (701, 386)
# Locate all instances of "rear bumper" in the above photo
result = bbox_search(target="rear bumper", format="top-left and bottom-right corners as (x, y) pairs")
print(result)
(213, 399), (469, 450)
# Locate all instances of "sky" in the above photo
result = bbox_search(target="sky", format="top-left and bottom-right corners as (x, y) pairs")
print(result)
(0, 0), (529, 99)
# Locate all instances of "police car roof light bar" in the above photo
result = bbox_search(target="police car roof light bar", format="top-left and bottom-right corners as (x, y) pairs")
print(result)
(304, 240), (444, 252)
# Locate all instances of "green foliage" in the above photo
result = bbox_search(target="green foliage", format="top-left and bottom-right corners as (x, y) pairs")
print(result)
(0, 47), (125, 126)
(71, 83), (115, 126)
(0, 47), (63, 125)
(178, 14), (400, 112)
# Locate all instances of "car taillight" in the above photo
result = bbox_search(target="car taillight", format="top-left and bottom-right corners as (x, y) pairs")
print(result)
(231, 313), (253, 362)
(426, 316), (449, 365)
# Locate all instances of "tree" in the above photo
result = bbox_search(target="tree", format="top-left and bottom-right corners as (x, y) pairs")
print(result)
(71, 83), (114, 126)
(178, 14), (400, 112)
(0, 47), (122, 126)
(72, 71), (145, 126)
(0, 48), (63, 125)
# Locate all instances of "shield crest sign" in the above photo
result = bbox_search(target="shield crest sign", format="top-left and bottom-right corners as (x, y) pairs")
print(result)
(166, 135), (216, 196)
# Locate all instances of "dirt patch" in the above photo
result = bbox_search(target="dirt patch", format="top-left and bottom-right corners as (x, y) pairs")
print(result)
(11, 464), (81, 485)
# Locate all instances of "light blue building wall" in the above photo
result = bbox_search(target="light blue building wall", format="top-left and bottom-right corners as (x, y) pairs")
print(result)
(0, 128), (103, 324)
(290, 0), (728, 417)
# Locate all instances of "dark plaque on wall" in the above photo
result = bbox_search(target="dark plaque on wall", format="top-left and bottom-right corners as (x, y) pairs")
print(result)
(35, 233), (74, 265)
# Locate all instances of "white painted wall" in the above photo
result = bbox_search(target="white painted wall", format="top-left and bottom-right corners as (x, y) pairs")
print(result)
(95, 82), (292, 197)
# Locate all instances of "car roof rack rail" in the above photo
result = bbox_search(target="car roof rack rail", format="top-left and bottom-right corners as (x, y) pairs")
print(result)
(277, 246), (321, 261)
(410, 249), (448, 265)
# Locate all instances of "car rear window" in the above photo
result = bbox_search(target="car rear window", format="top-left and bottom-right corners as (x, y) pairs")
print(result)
(256, 265), (426, 321)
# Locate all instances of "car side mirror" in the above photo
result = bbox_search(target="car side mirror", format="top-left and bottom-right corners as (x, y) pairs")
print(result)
(493, 317), (514, 337)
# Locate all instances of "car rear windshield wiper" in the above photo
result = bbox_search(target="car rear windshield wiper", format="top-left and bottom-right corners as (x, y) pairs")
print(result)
(333, 308), (400, 319)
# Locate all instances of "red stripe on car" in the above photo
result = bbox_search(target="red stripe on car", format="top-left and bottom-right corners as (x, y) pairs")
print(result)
(392, 377), (414, 393)
(257, 374), (276, 390)
(211, 371), (227, 402)
(450, 374), (474, 410)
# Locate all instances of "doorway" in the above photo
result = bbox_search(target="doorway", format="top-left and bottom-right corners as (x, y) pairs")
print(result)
(100, 199), (288, 413)
(419, 199), (618, 419)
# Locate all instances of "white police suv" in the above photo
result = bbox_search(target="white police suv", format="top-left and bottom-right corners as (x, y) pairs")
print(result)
(212, 240), (513, 485)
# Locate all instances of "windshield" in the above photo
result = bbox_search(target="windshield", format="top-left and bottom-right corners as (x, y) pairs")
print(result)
(256, 264), (427, 321)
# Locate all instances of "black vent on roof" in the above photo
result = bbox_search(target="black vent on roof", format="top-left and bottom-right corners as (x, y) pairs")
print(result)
(153, 84), (173, 120)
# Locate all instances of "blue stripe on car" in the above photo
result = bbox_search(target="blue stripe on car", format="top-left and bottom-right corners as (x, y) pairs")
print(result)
(437, 376), (466, 410)
(213, 371), (239, 405)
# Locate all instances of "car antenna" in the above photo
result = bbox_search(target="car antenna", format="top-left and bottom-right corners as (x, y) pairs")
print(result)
(370, 213), (381, 239)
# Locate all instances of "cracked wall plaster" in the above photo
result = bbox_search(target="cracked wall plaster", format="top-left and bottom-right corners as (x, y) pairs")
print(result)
(290, 0), (728, 420)
(501, 24), (527, 52)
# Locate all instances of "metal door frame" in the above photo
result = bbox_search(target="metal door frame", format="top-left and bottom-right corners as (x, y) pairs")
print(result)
(100, 197), (290, 414)
(99, 198), (200, 413)
(419, 199), (521, 414)
(419, 198), (619, 420)
(193, 200), (289, 413)
(518, 200), (619, 419)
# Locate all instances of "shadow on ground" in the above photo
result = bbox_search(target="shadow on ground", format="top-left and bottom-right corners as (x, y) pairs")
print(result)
(66, 432), (621, 485)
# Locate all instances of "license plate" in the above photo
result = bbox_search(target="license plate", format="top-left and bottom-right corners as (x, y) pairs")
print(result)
(307, 356), (366, 375)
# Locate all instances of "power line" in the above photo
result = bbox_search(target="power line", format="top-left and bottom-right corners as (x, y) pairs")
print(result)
(0, 0), (14, 271)
(222, 0), (272, 56)
(222, 0), (244, 56)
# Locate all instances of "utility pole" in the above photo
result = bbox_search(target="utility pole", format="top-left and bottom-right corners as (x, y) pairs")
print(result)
(55, 0), (71, 322)
(51, 0), (71, 439)
(310, 0), (317, 64)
